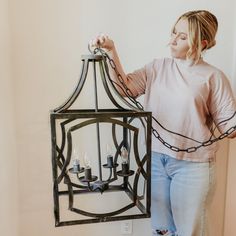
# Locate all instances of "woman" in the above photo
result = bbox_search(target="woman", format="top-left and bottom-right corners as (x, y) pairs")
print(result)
(91, 10), (236, 236)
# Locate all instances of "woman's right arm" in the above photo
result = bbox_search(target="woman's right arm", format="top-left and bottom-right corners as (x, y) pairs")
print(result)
(90, 34), (140, 97)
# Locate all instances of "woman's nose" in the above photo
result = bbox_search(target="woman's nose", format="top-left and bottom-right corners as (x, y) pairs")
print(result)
(170, 36), (177, 45)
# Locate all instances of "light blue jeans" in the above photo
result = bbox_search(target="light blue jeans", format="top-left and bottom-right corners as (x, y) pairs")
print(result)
(151, 152), (215, 236)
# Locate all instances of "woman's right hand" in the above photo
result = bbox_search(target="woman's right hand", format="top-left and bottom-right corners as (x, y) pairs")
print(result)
(90, 33), (115, 52)
(90, 33), (131, 97)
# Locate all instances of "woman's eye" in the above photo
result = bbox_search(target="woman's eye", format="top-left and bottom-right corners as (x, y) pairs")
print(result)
(180, 34), (187, 40)
(171, 32), (177, 38)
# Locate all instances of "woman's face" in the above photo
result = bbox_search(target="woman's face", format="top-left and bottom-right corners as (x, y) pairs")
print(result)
(170, 18), (190, 60)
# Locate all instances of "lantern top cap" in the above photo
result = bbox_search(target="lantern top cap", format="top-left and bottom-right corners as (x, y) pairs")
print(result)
(81, 54), (103, 61)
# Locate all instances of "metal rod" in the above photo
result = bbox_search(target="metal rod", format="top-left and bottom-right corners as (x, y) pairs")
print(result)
(123, 117), (128, 149)
(93, 60), (102, 181)
(146, 113), (152, 214)
(99, 60), (123, 109)
(56, 213), (148, 227)
(50, 114), (60, 226)
(123, 117), (129, 188)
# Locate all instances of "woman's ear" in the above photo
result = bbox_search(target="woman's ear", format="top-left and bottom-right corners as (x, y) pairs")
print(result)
(201, 40), (208, 50)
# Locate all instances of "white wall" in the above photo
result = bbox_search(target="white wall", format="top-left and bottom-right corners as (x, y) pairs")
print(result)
(224, 1), (236, 233)
(0, 0), (18, 235)
(231, 0), (236, 94)
(7, 0), (236, 235)
(224, 139), (236, 235)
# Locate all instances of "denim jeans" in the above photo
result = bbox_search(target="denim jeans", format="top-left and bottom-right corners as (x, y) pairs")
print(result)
(151, 152), (215, 236)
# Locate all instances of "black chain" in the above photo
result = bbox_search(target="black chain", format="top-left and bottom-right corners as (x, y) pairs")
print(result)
(95, 48), (236, 153)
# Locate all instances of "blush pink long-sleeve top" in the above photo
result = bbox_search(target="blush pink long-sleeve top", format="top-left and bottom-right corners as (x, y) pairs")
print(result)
(126, 57), (236, 162)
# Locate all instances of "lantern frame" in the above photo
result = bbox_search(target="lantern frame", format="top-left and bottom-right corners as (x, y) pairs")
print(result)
(50, 53), (152, 226)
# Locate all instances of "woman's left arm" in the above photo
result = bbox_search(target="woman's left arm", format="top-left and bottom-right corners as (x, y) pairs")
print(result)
(209, 71), (236, 139)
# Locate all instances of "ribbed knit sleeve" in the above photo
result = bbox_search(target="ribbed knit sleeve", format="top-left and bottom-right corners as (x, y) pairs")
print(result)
(208, 70), (236, 133)
(126, 60), (156, 97)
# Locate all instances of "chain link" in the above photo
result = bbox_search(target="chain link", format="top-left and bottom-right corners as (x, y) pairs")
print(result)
(96, 48), (236, 153)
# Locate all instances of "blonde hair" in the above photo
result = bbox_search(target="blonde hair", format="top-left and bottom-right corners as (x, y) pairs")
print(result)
(173, 10), (218, 64)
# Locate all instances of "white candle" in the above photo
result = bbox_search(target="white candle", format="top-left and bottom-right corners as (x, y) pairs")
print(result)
(121, 147), (129, 174)
(121, 147), (129, 164)
(72, 159), (80, 172)
(72, 148), (80, 172)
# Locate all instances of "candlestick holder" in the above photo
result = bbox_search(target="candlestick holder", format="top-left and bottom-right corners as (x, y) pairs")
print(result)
(68, 167), (85, 175)
(50, 50), (152, 226)
(79, 175), (98, 183)
(117, 163), (134, 177)
(103, 156), (118, 169)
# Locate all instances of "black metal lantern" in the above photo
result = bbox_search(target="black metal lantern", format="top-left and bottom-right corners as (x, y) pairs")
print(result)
(50, 51), (152, 226)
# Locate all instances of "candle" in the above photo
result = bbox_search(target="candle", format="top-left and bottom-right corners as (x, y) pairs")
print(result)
(72, 159), (80, 172)
(122, 162), (129, 174)
(121, 146), (129, 174)
(121, 146), (129, 164)
(72, 148), (80, 172)
(106, 144), (114, 167)
(85, 167), (92, 180)
(83, 152), (92, 180)
(107, 155), (114, 167)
